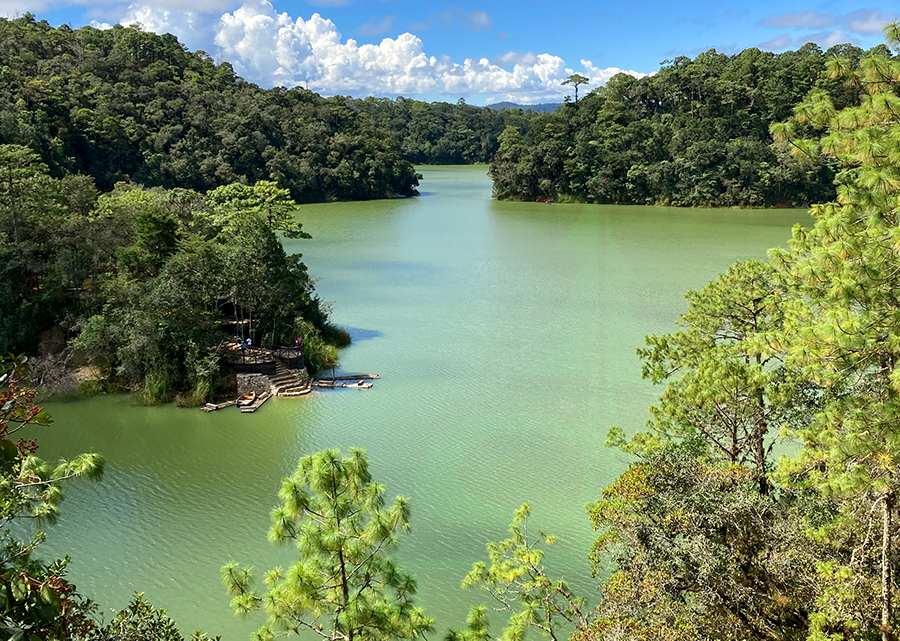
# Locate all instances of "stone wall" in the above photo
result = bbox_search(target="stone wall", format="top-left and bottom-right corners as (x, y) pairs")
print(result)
(236, 373), (272, 396)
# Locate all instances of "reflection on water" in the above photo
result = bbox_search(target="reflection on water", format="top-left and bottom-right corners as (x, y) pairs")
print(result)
(340, 327), (385, 342)
(35, 166), (807, 638)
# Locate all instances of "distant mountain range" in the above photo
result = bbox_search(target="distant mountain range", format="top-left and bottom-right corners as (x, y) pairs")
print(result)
(484, 101), (560, 113)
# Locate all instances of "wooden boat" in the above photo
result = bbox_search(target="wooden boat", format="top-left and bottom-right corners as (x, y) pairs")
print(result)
(235, 391), (257, 407)
(339, 380), (373, 389)
(240, 391), (271, 413)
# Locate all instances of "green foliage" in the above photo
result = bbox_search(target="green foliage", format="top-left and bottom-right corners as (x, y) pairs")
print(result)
(81, 593), (219, 641)
(0, 17), (419, 203)
(561, 74), (590, 102)
(611, 260), (819, 492)
(590, 23), (900, 641)
(0, 355), (104, 640)
(451, 504), (591, 641)
(490, 43), (864, 206)
(294, 319), (339, 373)
(765, 23), (900, 638)
(355, 97), (533, 165)
(0, 145), (88, 354)
(0, 163), (339, 401)
(589, 439), (832, 641)
(320, 325), (352, 349)
(221, 448), (434, 641)
(206, 181), (310, 240)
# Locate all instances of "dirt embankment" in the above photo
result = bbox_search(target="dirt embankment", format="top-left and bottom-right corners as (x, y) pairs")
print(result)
(24, 329), (104, 397)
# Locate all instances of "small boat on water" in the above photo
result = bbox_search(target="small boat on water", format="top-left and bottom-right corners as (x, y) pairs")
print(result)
(339, 380), (373, 389)
(235, 391), (257, 407)
(240, 391), (271, 413)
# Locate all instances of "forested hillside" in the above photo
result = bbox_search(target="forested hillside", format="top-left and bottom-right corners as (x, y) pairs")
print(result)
(0, 16), (374, 402)
(355, 96), (533, 165)
(0, 16), (419, 203)
(490, 43), (888, 207)
(485, 101), (560, 113)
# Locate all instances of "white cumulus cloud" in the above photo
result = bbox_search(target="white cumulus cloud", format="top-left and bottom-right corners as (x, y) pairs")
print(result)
(844, 9), (897, 35)
(492, 50), (539, 67)
(119, 0), (651, 102)
(121, 4), (215, 50)
(580, 60), (650, 85)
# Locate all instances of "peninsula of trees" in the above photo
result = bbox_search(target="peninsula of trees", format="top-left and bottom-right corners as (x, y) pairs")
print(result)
(489, 42), (890, 207)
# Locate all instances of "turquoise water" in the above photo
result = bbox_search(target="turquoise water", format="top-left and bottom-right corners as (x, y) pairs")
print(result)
(35, 166), (807, 638)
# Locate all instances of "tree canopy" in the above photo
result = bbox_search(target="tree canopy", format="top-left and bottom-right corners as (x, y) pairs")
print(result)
(561, 74), (590, 102)
(0, 144), (341, 403)
(489, 43), (877, 207)
(222, 448), (434, 641)
(355, 96), (534, 165)
(0, 16), (419, 203)
(589, 22), (900, 641)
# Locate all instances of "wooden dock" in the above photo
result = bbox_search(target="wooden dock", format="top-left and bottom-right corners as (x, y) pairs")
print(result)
(335, 381), (373, 389)
(202, 400), (236, 412)
(240, 391), (272, 413)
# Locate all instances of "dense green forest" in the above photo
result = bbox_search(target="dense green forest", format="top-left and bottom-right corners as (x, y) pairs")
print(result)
(0, 143), (345, 403)
(485, 101), (560, 113)
(0, 16), (419, 203)
(0, 15), (416, 402)
(489, 43), (891, 207)
(355, 96), (533, 164)
(0, 15), (535, 195)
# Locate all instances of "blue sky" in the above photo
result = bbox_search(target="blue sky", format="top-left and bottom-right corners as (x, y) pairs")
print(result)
(6, 0), (898, 104)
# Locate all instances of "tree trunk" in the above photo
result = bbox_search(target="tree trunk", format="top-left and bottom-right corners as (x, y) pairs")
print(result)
(338, 546), (352, 641)
(754, 423), (769, 495)
(754, 356), (770, 495)
(884, 489), (894, 641)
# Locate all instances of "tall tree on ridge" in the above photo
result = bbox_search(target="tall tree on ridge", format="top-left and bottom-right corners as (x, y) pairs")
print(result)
(562, 74), (590, 103)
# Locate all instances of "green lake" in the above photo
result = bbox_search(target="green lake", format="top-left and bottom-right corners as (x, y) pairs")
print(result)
(36, 165), (807, 638)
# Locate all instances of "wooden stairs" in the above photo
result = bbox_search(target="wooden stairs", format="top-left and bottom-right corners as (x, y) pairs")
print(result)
(269, 362), (312, 397)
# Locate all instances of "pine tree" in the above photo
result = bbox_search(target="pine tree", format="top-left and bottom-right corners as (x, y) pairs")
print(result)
(770, 22), (900, 641)
(221, 448), (434, 641)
